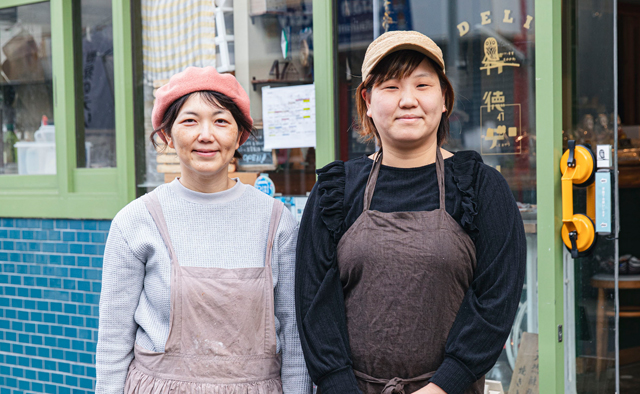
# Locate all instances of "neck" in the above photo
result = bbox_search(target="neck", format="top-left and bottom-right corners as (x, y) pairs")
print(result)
(179, 167), (234, 194)
(380, 139), (439, 168)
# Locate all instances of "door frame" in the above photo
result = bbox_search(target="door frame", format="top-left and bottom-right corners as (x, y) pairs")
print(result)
(535, 0), (565, 392)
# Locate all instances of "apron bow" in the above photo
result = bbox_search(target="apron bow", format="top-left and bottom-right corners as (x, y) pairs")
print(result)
(382, 377), (406, 394)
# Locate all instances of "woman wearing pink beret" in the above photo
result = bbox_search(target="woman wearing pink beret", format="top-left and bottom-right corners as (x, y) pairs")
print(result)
(96, 67), (312, 394)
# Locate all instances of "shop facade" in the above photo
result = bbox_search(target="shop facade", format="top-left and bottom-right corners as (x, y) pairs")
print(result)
(0, 0), (639, 393)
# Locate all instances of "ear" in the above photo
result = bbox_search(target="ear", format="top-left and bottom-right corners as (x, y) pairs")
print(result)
(441, 90), (447, 114)
(362, 88), (372, 117)
(163, 130), (174, 149)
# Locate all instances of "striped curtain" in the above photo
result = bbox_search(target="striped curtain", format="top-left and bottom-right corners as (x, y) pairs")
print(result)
(141, 0), (216, 83)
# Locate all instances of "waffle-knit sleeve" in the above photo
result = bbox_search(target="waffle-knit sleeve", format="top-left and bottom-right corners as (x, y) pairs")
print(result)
(95, 221), (145, 394)
(272, 208), (314, 393)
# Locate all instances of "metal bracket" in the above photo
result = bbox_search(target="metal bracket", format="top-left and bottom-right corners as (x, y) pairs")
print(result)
(567, 140), (576, 167)
(569, 231), (578, 259)
(558, 324), (563, 342)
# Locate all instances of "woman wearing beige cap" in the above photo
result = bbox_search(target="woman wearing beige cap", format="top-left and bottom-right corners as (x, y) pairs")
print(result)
(96, 67), (312, 393)
(296, 31), (526, 394)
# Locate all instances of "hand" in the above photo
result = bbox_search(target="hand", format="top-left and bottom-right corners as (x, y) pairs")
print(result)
(413, 382), (447, 394)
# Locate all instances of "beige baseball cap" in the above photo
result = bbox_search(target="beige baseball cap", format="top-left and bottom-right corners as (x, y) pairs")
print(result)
(361, 30), (445, 82)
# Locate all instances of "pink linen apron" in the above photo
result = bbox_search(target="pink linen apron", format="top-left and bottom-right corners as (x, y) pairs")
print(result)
(124, 191), (284, 393)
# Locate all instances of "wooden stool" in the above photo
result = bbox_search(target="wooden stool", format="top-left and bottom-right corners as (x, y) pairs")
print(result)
(590, 274), (640, 375)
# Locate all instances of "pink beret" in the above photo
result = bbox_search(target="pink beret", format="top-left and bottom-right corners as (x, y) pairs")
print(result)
(152, 66), (253, 145)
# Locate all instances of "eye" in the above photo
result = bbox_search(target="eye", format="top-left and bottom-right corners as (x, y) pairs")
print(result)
(215, 118), (230, 125)
(181, 118), (196, 125)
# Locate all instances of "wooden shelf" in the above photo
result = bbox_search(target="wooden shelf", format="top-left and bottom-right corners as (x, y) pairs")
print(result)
(250, 10), (312, 17)
(251, 79), (313, 91)
(0, 79), (51, 87)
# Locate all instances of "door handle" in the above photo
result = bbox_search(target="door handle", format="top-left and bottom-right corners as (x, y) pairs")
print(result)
(560, 140), (597, 258)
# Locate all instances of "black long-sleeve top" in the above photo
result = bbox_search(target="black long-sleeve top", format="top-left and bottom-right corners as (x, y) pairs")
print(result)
(295, 151), (527, 394)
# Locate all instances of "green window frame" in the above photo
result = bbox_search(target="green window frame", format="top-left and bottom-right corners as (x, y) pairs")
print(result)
(0, 0), (136, 219)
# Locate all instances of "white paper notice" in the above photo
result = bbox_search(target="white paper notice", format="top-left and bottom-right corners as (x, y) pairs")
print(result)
(262, 84), (316, 150)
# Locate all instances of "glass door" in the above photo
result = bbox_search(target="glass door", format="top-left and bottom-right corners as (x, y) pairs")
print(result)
(336, 0), (537, 391)
(560, 0), (627, 392)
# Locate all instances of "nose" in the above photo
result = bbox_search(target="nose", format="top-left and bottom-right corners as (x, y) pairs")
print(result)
(197, 122), (216, 142)
(398, 87), (418, 109)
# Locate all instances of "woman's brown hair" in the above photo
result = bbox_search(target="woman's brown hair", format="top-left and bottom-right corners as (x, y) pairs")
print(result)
(150, 90), (255, 158)
(355, 49), (454, 147)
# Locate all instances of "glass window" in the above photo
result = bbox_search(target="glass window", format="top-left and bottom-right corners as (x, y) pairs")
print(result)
(135, 0), (219, 188)
(241, 0), (315, 197)
(135, 0), (316, 204)
(0, 2), (54, 175)
(336, 0), (536, 390)
(74, 0), (116, 168)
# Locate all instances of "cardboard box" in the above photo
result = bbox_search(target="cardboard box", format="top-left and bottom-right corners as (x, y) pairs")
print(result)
(250, 0), (286, 14)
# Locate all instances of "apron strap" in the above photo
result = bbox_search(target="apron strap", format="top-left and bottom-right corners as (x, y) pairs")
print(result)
(354, 369), (436, 394)
(141, 191), (180, 267)
(263, 199), (284, 354)
(264, 199), (284, 269)
(363, 149), (384, 212)
(435, 148), (446, 210)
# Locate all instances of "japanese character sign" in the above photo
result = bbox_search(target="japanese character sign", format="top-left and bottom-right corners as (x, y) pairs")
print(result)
(480, 91), (522, 155)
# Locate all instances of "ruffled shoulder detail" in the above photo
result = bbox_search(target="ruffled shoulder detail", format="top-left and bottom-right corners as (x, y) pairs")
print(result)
(452, 151), (483, 239)
(315, 161), (346, 243)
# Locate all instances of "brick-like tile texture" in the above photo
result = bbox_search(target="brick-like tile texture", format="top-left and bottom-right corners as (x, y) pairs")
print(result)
(0, 218), (110, 394)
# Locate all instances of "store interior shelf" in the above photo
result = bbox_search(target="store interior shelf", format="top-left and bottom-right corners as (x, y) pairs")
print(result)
(0, 79), (51, 87)
(250, 10), (313, 23)
(251, 78), (313, 91)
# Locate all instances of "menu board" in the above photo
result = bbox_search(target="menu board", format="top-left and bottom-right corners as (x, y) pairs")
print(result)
(237, 128), (277, 171)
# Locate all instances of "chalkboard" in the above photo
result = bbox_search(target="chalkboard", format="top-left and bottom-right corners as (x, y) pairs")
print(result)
(237, 129), (277, 171)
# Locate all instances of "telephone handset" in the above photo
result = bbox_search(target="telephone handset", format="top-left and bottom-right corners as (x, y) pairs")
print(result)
(560, 140), (597, 258)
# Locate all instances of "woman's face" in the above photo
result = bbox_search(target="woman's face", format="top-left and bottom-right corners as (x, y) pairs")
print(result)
(364, 59), (446, 149)
(166, 93), (240, 180)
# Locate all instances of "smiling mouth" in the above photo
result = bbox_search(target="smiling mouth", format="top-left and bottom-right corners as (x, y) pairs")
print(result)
(193, 150), (218, 156)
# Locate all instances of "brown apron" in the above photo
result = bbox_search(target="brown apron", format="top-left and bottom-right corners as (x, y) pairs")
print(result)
(124, 190), (284, 393)
(337, 149), (484, 394)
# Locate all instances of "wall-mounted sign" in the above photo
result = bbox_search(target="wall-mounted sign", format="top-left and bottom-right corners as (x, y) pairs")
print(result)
(507, 332), (539, 394)
(595, 171), (612, 234)
(262, 84), (316, 150)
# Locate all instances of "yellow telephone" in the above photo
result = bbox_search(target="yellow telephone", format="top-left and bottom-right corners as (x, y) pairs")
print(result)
(560, 140), (597, 258)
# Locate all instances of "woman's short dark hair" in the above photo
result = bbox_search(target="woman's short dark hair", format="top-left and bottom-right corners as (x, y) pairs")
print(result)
(355, 49), (455, 147)
(150, 90), (255, 158)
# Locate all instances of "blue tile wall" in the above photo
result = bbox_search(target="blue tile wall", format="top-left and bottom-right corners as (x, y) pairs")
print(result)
(0, 219), (110, 394)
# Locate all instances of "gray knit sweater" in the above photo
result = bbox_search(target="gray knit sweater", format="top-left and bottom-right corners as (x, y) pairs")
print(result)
(96, 179), (313, 393)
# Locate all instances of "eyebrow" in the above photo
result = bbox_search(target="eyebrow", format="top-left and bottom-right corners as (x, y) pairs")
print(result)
(181, 110), (228, 117)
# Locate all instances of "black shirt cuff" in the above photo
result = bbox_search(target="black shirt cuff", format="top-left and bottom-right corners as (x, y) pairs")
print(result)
(317, 366), (362, 394)
(429, 356), (477, 394)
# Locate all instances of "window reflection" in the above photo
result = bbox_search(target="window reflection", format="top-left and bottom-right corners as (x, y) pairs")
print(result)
(75, 0), (115, 168)
(0, 2), (54, 175)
